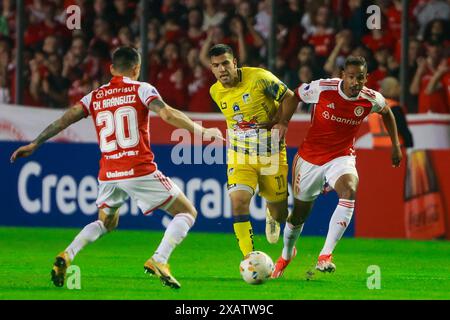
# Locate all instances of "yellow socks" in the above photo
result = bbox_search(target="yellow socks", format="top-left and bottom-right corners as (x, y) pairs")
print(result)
(233, 214), (254, 256)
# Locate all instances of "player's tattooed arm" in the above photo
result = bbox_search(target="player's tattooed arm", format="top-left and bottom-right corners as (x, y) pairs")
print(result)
(149, 98), (223, 141)
(10, 103), (86, 163)
(147, 98), (167, 114)
(33, 103), (86, 146)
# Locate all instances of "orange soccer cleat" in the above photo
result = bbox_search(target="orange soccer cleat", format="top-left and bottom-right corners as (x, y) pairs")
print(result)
(271, 247), (297, 279)
(144, 257), (181, 289)
(315, 254), (336, 273)
(51, 252), (71, 287)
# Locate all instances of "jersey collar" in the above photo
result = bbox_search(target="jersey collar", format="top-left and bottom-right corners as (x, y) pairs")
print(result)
(111, 76), (132, 83)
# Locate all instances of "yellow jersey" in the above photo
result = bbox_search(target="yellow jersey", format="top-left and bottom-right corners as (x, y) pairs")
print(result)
(209, 67), (288, 155)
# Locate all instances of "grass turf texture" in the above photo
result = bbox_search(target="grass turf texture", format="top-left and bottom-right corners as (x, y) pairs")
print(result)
(0, 226), (449, 300)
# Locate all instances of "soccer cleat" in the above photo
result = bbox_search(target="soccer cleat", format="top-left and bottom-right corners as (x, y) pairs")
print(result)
(271, 247), (297, 278)
(315, 254), (336, 273)
(51, 252), (70, 287)
(265, 208), (280, 244)
(144, 258), (181, 289)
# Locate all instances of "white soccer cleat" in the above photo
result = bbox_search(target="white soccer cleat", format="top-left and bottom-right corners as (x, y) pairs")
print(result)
(265, 208), (280, 244)
(315, 254), (336, 273)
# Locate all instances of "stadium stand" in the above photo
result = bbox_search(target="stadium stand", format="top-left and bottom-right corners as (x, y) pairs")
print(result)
(0, 0), (448, 114)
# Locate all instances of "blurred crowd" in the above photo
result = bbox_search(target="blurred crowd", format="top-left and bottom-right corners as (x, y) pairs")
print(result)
(0, 0), (449, 114)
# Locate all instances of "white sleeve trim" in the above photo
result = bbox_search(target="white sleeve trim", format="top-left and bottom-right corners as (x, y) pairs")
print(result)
(80, 92), (93, 115)
(296, 80), (321, 104)
(138, 82), (161, 107)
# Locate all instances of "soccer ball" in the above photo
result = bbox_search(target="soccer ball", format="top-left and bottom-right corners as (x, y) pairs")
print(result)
(239, 251), (274, 285)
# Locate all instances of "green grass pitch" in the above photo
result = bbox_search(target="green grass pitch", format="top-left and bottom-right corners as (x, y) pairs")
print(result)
(0, 226), (449, 300)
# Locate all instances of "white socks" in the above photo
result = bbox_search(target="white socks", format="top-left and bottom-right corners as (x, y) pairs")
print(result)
(153, 213), (195, 264)
(320, 199), (355, 256)
(65, 220), (107, 261)
(282, 222), (304, 260)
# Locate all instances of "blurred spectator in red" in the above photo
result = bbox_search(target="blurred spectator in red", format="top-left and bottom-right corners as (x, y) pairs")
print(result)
(112, 26), (134, 49)
(367, 47), (387, 91)
(414, 0), (450, 39)
(324, 30), (354, 76)
(185, 0), (202, 10)
(163, 14), (186, 43)
(42, 35), (59, 56)
(362, 28), (396, 54)
(90, 18), (114, 50)
(28, 0), (46, 22)
(93, 0), (115, 21)
(42, 54), (70, 108)
(278, 9), (305, 71)
(306, 5), (335, 65)
(223, 15), (254, 65)
(410, 43), (450, 113)
(385, 0), (403, 38)
(366, 46), (400, 91)
(344, 0), (366, 41)
(68, 78), (99, 106)
(187, 7), (206, 48)
(144, 19), (165, 53)
(161, 0), (188, 19)
(203, 0), (226, 30)
(297, 44), (321, 77)
(199, 22), (247, 68)
(25, 1), (70, 48)
(111, 0), (135, 33)
(254, 0), (270, 40)
(423, 18), (450, 46)
(28, 51), (47, 106)
(155, 42), (188, 109)
(185, 47), (215, 113)
(0, 38), (11, 103)
(235, 1), (265, 53)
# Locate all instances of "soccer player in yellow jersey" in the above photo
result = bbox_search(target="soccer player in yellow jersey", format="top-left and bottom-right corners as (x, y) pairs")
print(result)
(208, 44), (296, 256)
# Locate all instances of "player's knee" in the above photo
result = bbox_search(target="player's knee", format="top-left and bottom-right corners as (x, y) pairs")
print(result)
(102, 217), (118, 232)
(231, 197), (251, 214)
(337, 182), (358, 200)
(270, 207), (288, 223)
(290, 201), (313, 224)
(187, 206), (198, 219)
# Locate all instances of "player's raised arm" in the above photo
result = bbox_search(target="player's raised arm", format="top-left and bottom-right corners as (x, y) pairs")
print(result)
(10, 103), (87, 163)
(148, 98), (223, 141)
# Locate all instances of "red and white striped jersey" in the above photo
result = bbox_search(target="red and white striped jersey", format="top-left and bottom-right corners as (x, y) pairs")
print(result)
(295, 78), (386, 165)
(79, 76), (161, 181)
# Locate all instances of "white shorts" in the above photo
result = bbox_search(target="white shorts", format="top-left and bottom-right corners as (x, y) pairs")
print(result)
(96, 170), (181, 216)
(292, 155), (358, 202)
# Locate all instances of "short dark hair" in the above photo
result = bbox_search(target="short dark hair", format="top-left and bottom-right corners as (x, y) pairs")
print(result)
(112, 47), (141, 72)
(344, 56), (367, 72)
(208, 44), (234, 58)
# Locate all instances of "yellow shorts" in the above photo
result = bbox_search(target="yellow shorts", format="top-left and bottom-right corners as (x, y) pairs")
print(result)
(227, 148), (288, 203)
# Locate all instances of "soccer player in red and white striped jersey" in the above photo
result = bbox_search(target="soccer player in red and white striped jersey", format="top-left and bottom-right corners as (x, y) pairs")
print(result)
(11, 47), (222, 289)
(271, 56), (403, 277)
